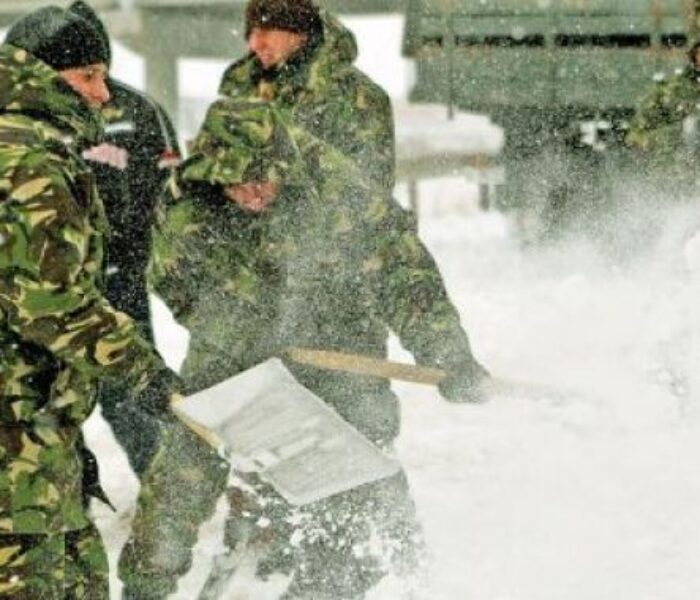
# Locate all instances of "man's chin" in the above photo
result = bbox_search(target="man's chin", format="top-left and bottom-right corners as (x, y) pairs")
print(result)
(258, 56), (278, 69)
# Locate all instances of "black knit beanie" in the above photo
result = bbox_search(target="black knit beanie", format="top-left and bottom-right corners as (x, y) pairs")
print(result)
(245, 0), (322, 39)
(6, 6), (109, 71)
(67, 1), (112, 66)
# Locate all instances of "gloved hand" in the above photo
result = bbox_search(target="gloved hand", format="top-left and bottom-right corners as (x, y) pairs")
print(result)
(438, 359), (490, 404)
(134, 366), (183, 417)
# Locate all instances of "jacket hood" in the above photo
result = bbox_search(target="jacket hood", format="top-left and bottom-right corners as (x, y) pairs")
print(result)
(219, 11), (358, 96)
(318, 12), (357, 68)
(0, 44), (102, 143)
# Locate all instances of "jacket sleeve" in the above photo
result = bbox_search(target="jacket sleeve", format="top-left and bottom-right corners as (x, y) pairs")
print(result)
(359, 195), (477, 372)
(149, 187), (207, 323)
(0, 157), (166, 386)
(291, 117), (476, 370)
(291, 112), (478, 372)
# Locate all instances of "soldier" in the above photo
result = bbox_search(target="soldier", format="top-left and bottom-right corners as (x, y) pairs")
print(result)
(68, 1), (183, 478)
(0, 7), (188, 597)
(221, 0), (395, 193)
(627, 41), (700, 178)
(119, 100), (488, 598)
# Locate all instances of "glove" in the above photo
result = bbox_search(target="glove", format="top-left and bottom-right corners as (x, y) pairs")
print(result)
(133, 366), (182, 417)
(438, 359), (490, 404)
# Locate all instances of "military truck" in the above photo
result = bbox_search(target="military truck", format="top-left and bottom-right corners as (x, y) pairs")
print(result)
(403, 0), (697, 237)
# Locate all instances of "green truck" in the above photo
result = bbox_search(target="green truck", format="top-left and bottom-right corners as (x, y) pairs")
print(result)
(403, 0), (697, 236)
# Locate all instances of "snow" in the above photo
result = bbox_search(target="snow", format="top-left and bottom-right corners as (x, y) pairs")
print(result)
(85, 194), (700, 599)
(76, 12), (700, 600)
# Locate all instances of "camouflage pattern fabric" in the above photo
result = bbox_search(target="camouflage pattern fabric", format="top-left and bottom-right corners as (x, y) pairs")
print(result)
(119, 100), (471, 597)
(219, 12), (395, 192)
(0, 43), (173, 536)
(627, 67), (700, 167)
(0, 523), (108, 599)
(118, 416), (229, 600)
(154, 99), (476, 442)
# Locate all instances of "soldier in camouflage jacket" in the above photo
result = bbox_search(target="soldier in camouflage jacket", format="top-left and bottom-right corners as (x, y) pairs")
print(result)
(627, 41), (700, 178)
(220, 0), (395, 192)
(0, 8), (184, 598)
(119, 99), (487, 599)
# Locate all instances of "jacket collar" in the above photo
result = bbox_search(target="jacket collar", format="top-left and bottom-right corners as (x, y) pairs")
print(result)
(219, 13), (358, 101)
(0, 43), (103, 145)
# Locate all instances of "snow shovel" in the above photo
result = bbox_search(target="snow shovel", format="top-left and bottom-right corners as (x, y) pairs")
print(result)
(172, 358), (401, 507)
(283, 347), (616, 433)
(285, 346), (578, 403)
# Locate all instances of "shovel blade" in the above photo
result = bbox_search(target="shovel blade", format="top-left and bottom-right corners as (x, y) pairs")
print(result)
(176, 358), (400, 506)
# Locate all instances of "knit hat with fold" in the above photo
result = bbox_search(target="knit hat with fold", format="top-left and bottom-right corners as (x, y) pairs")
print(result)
(67, 1), (112, 66)
(6, 5), (109, 71)
(245, 0), (322, 39)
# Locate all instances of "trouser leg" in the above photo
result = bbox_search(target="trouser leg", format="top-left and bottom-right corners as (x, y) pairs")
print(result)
(205, 470), (425, 600)
(118, 417), (228, 599)
(281, 471), (426, 600)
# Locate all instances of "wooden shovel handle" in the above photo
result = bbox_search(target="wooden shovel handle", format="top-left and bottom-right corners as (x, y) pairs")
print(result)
(286, 347), (447, 386)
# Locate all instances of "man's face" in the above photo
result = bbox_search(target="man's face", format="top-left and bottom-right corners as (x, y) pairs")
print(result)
(59, 63), (110, 108)
(248, 27), (308, 69)
(225, 181), (279, 213)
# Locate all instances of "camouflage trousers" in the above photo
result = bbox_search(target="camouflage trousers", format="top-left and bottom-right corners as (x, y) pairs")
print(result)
(200, 470), (426, 600)
(0, 523), (109, 599)
(118, 416), (229, 600)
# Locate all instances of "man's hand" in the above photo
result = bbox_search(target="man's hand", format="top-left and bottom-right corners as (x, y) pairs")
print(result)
(134, 367), (182, 416)
(225, 181), (279, 213)
(439, 360), (490, 404)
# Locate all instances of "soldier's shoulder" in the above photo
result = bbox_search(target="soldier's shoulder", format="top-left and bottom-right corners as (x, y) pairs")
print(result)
(328, 64), (391, 108)
(219, 55), (256, 96)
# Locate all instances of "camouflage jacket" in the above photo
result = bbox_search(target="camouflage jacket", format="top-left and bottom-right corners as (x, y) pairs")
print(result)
(0, 45), (168, 534)
(627, 67), (700, 162)
(151, 101), (475, 444)
(219, 13), (395, 192)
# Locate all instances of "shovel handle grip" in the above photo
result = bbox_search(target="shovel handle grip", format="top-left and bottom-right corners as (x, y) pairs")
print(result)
(286, 347), (447, 386)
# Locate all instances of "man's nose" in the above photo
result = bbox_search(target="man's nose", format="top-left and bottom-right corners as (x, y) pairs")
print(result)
(94, 80), (110, 105)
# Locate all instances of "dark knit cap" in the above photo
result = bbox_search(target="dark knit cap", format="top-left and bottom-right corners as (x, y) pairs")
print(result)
(245, 0), (322, 39)
(6, 6), (109, 71)
(67, 1), (112, 66)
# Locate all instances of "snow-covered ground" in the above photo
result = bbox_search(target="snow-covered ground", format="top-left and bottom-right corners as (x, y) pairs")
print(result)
(74, 11), (700, 600)
(85, 192), (700, 599)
